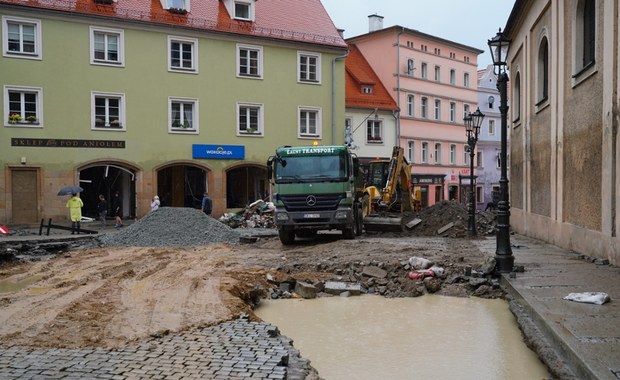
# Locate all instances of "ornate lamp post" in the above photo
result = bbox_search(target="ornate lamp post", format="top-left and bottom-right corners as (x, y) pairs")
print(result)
(488, 29), (514, 273)
(464, 108), (484, 236)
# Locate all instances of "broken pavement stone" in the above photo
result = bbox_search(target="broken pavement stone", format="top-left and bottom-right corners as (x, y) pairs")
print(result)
(361, 266), (387, 279)
(293, 281), (317, 299)
(324, 281), (362, 296)
(406, 218), (422, 229)
(437, 222), (455, 235)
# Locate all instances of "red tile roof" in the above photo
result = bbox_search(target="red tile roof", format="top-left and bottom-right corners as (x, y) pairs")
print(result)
(0, 0), (346, 48)
(345, 44), (398, 111)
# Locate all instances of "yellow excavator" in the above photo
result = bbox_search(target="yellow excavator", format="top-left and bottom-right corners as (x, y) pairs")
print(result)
(362, 146), (421, 232)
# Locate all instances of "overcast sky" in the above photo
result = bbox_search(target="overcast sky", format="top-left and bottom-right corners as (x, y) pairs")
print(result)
(321, 0), (516, 68)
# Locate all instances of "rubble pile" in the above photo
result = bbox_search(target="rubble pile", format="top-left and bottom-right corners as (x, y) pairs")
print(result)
(219, 200), (276, 229)
(263, 255), (503, 300)
(407, 200), (497, 238)
(98, 207), (241, 247)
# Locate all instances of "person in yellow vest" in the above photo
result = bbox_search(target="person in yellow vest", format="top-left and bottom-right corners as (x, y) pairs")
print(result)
(66, 193), (84, 234)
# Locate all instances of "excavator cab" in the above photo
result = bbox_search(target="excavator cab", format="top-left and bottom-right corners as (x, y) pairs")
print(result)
(362, 146), (418, 232)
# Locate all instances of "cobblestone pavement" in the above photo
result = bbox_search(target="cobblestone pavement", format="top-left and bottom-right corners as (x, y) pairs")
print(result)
(0, 317), (313, 379)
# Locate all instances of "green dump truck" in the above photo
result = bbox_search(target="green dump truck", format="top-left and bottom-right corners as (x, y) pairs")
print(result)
(267, 145), (363, 245)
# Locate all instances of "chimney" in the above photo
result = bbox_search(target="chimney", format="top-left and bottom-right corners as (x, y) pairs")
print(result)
(368, 14), (384, 32)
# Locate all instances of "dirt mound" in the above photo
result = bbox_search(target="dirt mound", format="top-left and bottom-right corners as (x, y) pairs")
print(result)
(98, 207), (241, 247)
(406, 201), (497, 238)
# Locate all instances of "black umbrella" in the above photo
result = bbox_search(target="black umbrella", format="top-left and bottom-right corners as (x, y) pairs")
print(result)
(57, 185), (84, 196)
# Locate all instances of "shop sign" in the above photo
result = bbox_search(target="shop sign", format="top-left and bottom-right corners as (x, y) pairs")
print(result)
(412, 175), (444, 185)
(193, 144), (245, 159)
(11, 138), (125, 148)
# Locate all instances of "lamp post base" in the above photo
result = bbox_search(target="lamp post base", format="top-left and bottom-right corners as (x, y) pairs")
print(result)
(494, 254), (514, 274)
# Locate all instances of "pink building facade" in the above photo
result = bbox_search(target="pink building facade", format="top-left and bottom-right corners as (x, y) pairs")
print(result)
(348, 18), (483, 207)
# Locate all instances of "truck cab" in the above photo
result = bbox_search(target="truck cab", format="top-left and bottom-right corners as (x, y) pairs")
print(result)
(267, 145), (363, 245)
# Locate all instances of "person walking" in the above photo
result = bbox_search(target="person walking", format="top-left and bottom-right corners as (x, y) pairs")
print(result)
(66, 193), (84, 234)
(151, 195), (160, 211)
(201, 192), (212, 215)
(112, 190), (123, 228)
(97, 194), (107, 227)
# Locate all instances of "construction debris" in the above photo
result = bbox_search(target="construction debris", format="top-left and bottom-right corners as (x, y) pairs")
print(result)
(219, 200), (276, 229)
(405, 200), (498, 238)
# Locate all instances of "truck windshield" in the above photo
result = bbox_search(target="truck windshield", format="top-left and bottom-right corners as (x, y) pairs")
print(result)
(276, 155), (347, 183)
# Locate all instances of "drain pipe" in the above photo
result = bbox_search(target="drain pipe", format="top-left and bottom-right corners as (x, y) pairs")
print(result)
(395, 27), (405, 148)
(332, 49), (350, 144)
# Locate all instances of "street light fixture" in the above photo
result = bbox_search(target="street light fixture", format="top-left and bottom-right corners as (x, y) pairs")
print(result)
(488, 28), (514, 273)
(464, 108), (484, 236)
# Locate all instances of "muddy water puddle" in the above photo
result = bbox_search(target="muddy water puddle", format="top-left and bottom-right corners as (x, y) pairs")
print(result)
(0, 275), (44, 293)
(255, 295), (549, 380)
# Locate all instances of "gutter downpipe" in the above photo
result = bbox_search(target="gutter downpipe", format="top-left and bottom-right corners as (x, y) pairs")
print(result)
(395, 27), (405, 148)
(332, 49), (350, 144)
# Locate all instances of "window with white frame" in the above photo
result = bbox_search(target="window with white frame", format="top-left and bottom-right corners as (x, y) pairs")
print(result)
(477, 151), (483, 167)
(434, 99), (441, 120)
(434, 65), (440, 81)
(237, 44), (262, 78)
(237, 102), (263, 136)
(298, 51), (321, 83)
(449, 102), (456, 122)
(4, 85), (42, 126)
(463, 72), (470, 87)
(2, 16), (41, 60)
(463, 104), (470, 119)
(407, 94), (414, 116)
(488, 119), (495, 135)
(169, 97), (198, 132)
(476, 186), (483, 204)
(298, 107), (321, 138)
(574, 0), (595, 75)
(450, 144), (456, 164)
(537, 36), (549, 104)
(234, 0), (254, 21)
(421, 62), (427, 79)
(407, 141), (415, 163)
(406, 58), (415, 75)
(450, 69), (456, 85)
(421, 142), (429, 163)
(90, 26), (124, 66)
(421, 97), (428, 118)
(463, 147), (470, 166)
(513, 71), (521, 121)
(92, 92), (124, 130)
(366, 119), (383, 143)
(168, 36), (197, 72)
(166, 0), (187, 9)
(434, 143), (441, 164)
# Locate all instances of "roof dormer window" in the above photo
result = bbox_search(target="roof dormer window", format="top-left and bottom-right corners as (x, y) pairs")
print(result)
(223, 0), (255, 21)
(161, 0), (190, 12)
(362, 86), (373, 94)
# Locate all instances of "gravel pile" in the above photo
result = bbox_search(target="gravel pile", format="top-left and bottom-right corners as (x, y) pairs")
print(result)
(98, 207), (241, 247)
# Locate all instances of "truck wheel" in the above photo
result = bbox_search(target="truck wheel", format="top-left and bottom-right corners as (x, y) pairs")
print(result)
(278, 229), (295, 245)
(342, 227), (355, 239)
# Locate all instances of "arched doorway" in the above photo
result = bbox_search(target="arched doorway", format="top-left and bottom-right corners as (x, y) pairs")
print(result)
(226, 165), (268, 209)
(79, 164), (136, 220)
(157, 164), (208, 209)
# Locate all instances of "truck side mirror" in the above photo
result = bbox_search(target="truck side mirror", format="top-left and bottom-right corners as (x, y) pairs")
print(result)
(266, 156), (274, 179)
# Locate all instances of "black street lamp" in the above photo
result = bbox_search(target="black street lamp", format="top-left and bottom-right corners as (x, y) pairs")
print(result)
(464, 108), (484, 236)
(488, 29), (514, 273)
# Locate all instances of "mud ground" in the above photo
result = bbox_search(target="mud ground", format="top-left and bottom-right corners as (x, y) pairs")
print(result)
(0, 232), (499, 350)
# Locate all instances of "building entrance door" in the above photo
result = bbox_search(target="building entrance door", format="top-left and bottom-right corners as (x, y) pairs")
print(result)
(11, 169), (38, 225)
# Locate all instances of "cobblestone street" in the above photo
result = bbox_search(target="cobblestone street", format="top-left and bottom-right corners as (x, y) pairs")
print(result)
(0, 317), (312, 379)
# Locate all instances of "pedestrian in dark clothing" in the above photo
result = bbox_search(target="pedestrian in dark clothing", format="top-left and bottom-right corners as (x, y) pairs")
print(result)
(112, 191), (123, 227)
(97, 194), (107, 227)
(201, 192), (212, 215)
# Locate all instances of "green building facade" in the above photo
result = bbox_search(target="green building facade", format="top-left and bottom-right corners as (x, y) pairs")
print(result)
(1, 0), (347, 224)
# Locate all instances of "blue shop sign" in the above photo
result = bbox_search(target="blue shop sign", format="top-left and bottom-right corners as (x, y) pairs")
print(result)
(192, 144), (245, 159)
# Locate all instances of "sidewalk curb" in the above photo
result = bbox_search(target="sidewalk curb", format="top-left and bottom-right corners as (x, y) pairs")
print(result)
(501, 274), (597, 380)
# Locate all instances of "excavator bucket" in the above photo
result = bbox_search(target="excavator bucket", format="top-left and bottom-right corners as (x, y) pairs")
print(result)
(363, 215), (405, 232)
